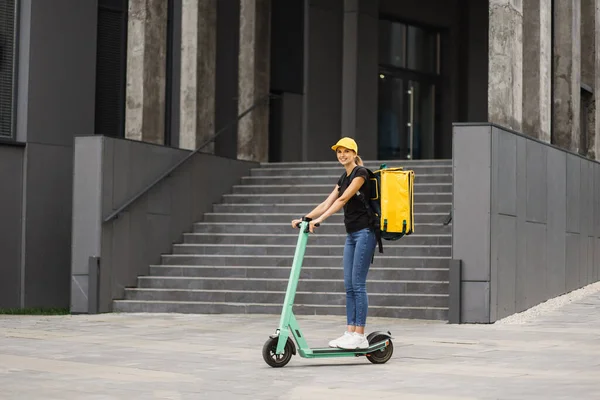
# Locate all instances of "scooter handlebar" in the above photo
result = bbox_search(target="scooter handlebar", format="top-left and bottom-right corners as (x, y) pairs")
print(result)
(293, 220), (320, 230)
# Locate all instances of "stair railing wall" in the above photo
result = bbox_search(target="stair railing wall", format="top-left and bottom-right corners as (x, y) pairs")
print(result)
(70, 97), (272, 314)
(452, 123), (600, 323)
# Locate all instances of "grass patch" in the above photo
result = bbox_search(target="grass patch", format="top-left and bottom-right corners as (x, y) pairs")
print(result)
(0, 308), (70, 315)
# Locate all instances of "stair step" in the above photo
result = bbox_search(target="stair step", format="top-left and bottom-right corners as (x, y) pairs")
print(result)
(213, 203), (451, 214)
(232, 183), (452, 195)
(171, 243), (452, 257)
(259, 159), (452, 168)
(136, 276), (448, 294)
(203, 212), (450, 224)
(250, 165), (452, 176)
(123, 288), (448, 308)
(113, 300), (448, 320)
(221, 193), (452, 204)
(182, 232), (452, 246)
(149, 265), (450, 281)
(192, 222), (450, 235)
(242, 174), (452, 185)
(161, 254), (451, 267)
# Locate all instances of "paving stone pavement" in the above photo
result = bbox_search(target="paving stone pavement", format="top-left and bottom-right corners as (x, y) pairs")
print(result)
(1, 291), (599, 400)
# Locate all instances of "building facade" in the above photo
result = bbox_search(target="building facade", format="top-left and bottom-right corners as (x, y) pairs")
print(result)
(0, 0), (599, 309)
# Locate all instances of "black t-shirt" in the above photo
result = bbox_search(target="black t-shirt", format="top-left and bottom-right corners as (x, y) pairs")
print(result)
(337, 166), (371, 233)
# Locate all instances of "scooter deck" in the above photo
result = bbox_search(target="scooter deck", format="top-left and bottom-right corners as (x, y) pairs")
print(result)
(300, 339), (390, 358)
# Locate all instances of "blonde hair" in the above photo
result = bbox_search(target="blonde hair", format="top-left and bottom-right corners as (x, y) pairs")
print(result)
(355, 155), (363, 166)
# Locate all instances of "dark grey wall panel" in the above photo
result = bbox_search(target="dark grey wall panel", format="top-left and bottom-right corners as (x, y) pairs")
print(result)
(0, 145), (24, 308)
(71, 137), (258, 313)
(495, 130), (517, 216)
(304, 0), (343, 161)
(70, 137), (103, 313)
(109, 139), (187, 212)
(582, 161), (593, 236)
(525, 222), (547, 308)
(514, 223), (528, 313)
(565, 233), (580, 292)
(566, 155), (581, 233)
(15, 0), (97, 309)
(452, 125), (491, 282)
(546, 147), (567, 295)
(514, 135), (528, 306)
(582, 162), (593, 285)
(492, 214), (517, 320)
(454, 123), (600, 323)
(525, 141), (547, 223)
(71, 138), (103, 277)
(586, 236), (594, 284)
(355, 9), (379, 160)
(24, 143), (73, 308)
(280, 93), (303, 162)
(25, 0), (96, 146)
(169, 169), (193, 242)
(460, 281), (490, 323)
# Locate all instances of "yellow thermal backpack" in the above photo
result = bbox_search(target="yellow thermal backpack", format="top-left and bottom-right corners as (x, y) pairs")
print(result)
(342, 164), (414, 254)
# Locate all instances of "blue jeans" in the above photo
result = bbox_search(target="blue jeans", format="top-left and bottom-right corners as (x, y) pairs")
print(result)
(343, 228), (377, 327)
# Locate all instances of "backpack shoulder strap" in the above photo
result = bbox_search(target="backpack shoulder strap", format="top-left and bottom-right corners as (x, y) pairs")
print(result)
(348, 165), (366, 180)
(351, 167), (383, 255)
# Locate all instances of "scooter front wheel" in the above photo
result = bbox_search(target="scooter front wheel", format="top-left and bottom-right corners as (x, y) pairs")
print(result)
(262, 337), (293, 368)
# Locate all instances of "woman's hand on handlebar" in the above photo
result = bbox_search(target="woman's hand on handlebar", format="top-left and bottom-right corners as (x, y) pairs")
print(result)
(308, 220), (321, 233)
(291, 219), (302, 229)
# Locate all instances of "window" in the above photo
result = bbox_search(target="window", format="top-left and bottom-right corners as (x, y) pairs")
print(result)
(379, 19), (440, 75)
(95, 0), (128, 138)
(580, 85), (593, 157)
(0, 0), (16, 138)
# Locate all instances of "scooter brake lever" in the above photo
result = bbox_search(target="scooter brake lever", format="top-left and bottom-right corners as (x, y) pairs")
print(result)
(303, 222), (320, 233)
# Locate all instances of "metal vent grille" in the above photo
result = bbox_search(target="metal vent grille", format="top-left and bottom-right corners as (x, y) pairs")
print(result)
(94, 6), (127, 137)
(0, 0), (16, 138)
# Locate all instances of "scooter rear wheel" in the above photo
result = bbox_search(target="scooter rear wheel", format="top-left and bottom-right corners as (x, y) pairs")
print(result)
(366, 334), (394, 364)
(262, 337), (293, 367)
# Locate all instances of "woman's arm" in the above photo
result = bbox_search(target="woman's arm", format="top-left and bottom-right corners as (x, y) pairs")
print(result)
(291, 185), (339, 227)
(309, 176), (365, 232)
(304, 186), (339, 219)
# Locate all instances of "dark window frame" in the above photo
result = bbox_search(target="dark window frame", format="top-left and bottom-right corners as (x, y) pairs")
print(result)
(378, 14), (442, 77)
(0, 0), (18, 140)
(377, 15), (445, 160)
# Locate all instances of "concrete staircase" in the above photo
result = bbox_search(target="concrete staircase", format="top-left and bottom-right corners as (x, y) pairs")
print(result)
(113, 160), (453, 320)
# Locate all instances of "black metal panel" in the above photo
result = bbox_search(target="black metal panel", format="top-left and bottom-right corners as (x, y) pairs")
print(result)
(94, 1), (128, 137)
(270, 0), (304, 94)
(0, 0), (16, 138)
(214, 0), (240, 159)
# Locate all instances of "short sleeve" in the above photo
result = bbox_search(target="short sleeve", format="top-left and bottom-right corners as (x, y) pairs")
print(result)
(354, 167), (368, 184)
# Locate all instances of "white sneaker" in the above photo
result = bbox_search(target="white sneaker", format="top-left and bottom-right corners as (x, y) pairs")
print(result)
(328, 331), (353, 348)
(337, 332), (369, 349)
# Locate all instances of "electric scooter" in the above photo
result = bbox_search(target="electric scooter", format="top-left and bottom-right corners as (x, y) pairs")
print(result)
(262, 217), (394, 368)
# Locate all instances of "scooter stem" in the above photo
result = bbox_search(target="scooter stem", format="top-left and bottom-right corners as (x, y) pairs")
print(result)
(277, 219), (310, 332)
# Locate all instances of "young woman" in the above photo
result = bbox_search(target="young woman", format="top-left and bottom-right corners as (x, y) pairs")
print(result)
(291, 137), (377, 350)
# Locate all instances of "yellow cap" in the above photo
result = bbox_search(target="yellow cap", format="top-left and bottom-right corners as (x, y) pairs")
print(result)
(331, 137), (358, 153)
